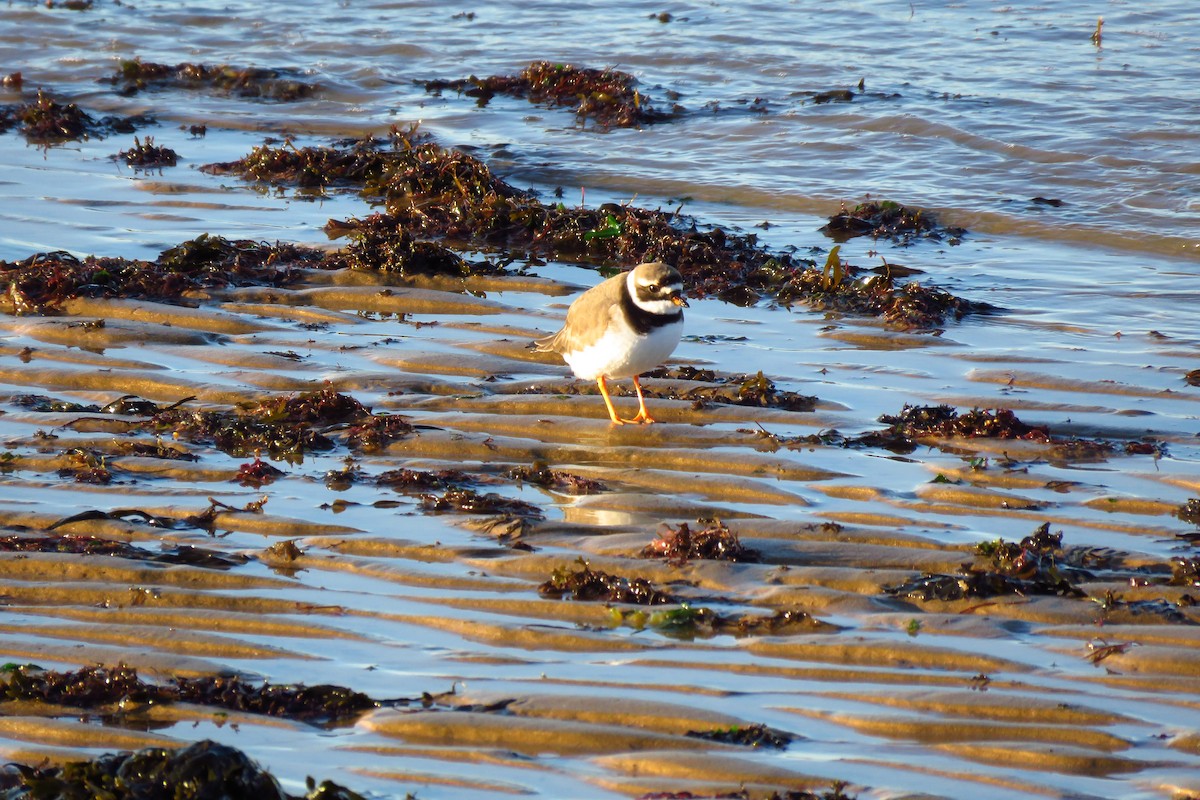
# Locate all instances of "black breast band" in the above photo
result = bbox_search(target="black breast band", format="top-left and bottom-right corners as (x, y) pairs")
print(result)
(620, 284), (683, 335)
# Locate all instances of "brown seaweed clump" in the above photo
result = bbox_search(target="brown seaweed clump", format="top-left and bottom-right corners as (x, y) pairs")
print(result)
(764, 402), (1159, 461)
(772, 247), (978, 329)
(425, 60), (677, 127)
(1170, 556), (1200, 587)
(245, 388), (370, 424)
(615, 605), (835, 640)
(864, 403), (1162, 460)
(635, 784), (856, 800)
(0, 739), (367, 800)
(377, 467), (475, 491)
(0, 90), (150, 143)
(106, 58), (318, 101)
(336, 218), (476, 277)
(653, 368), (818, 413)
(686, 722), (794, 749)
(56, 447), (113, 484)
(507, 464), (606, 495)
(641, 521), (760, 563)
(171, 674), (377, 726)
(202, 134), (400, 191)
(204, 128), (985, 329)
(0, 664), (380, 728)
(0, 532), (248, 569)
(879, 404), (1051, 443)
(46, 502), (232, 536)
(115, 135), (178, 168)
(0, 235), (323, 315)
(821, 199), (966, 246)
(886, 523), (1089, 602)
(523, 368), (818, 414)
(1176, 498), (1200, 526)
(344, 413), (416, 453)
(236, 456), (287, 487)
(145, 389), (405, 463)
(419, 488), (545, 520)
(149, 407), (335, 462)
(539, 559), (677, 604)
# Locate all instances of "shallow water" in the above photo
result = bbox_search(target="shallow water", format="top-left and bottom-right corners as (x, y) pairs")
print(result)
(1, 1), (1199, 799)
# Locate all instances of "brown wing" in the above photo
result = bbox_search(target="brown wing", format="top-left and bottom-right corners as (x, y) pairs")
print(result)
(533, 270), (628, 355)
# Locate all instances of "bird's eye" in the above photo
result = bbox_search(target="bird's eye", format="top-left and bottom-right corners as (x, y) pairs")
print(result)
(647, 283), (659, 292)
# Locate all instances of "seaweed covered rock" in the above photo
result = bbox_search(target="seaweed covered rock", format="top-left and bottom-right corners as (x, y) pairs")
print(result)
(0, 90), (150, 143)
(821, 199), (966, 245)
(0, 739), (367, 799)
(425, 60), (677, 127)
(106, 58), (318, 100)
(0, 664), (380, 728)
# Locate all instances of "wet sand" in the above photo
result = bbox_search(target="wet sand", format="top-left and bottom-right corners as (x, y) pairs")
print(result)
(1, 262), (1198, 800)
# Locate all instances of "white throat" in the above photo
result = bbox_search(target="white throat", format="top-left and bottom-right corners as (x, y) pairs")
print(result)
(626, 269), (681, 316)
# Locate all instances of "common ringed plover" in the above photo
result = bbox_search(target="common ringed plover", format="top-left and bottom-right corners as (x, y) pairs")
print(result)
(536, 261), (687, 425)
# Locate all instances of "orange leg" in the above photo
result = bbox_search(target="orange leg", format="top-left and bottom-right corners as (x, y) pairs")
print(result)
(596, 375), (626, 425)
(628, 376), (656, 424)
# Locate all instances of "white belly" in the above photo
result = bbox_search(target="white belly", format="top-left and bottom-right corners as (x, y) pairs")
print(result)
(563, 317), (683, 381)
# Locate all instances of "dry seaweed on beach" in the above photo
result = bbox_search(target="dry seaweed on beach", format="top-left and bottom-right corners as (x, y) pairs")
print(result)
(424, 60), (678, 127)
(202, 134), (400, 191)
(0, 739), (368, 800)
(764, 402), (1161, 461)
(772, 246), (978, 328)
(105, 58), (318, 101)
(246, 387), (370, 424)
(884, 567), (1086, 602)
